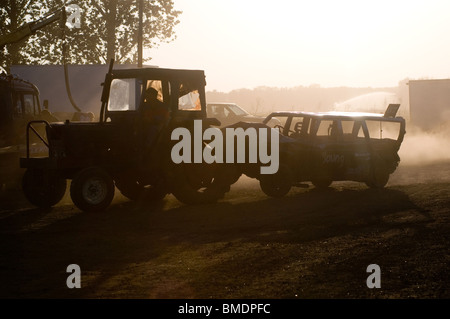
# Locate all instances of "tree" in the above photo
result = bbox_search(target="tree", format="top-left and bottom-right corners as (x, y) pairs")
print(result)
(87, 0), (181, 64)
(0, 0), (181, 67)
(0, 0), (40, 68)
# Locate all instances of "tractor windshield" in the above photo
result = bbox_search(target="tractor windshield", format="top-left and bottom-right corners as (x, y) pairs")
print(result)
(107, 78), (137, 111)
(178, 81), (202, 111)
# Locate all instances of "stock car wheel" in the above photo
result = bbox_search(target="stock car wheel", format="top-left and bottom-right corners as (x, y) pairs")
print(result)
(366, 169), (390, 189)
(22, 169), (67, 208)
(70, 167), (115, 212)
(259, 164), (292, 198)
(366, 160), (390, 189)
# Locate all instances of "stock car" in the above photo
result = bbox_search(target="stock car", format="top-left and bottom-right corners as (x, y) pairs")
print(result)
(255, 104), (406, 197)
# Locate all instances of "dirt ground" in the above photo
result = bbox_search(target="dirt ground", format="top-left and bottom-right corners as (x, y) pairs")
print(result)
(0, 160), (449, 299)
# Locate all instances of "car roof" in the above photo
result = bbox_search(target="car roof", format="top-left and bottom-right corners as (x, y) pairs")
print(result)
(206, 102), (238, 106)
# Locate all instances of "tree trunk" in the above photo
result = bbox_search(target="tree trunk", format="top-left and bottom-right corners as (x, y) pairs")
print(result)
(7, 0), (22, 68)
(105, 0), (118, 62)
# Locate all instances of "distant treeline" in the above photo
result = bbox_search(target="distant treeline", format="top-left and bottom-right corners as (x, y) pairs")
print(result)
(206, 85), (399, 116)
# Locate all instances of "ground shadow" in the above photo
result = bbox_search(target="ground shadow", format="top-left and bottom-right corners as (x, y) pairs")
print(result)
(0, 181), (441, 298)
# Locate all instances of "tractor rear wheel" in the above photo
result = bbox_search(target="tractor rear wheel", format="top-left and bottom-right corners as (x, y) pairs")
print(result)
(311, 177), (333, 189)
(114, 176), (144, 201)
(115, 175), (167, 202)
(171, 164), (230, 205)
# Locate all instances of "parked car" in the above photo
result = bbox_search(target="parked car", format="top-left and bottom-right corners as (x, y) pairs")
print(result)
(206, 102), (280, 127)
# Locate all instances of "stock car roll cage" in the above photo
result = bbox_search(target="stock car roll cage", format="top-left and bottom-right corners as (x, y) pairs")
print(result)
(264, 110), (406, 143)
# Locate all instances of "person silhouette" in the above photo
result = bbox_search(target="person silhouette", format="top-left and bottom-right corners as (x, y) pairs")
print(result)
(140, 87), (170, 158)
(141, 87), (169, 126)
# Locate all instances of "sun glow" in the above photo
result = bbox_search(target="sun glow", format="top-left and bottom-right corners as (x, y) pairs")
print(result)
(147, 0), (450, 92)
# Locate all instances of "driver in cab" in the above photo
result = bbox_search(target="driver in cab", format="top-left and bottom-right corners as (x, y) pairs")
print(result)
(140, 87), (170, 148)
(141, 87), (169, 127)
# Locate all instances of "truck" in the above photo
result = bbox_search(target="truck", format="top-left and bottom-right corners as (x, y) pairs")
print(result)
(0, 72), (59, 188)
(1, 7), (93, 189)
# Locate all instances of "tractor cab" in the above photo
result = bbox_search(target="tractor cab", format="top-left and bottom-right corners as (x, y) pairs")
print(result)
(0, 74), (42, 147)
(102, 67), (213, 126)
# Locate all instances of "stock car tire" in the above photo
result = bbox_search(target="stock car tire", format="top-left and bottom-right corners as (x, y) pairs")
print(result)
(259, 164), (292, 198)
(366, 160), (390, 189)
(70, 167), (115, 212)
(22, 169), (66, 208)
(366, 170), (390, 189)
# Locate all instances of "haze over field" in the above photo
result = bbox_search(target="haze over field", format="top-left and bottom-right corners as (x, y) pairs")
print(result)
(147, 0), (450, 93)
(145, 0), (450, 166)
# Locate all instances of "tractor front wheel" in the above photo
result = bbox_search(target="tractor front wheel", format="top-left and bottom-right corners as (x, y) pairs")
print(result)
(70, 167), (115, 212)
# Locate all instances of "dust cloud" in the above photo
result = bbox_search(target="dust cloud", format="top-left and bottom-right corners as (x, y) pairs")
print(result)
(399, 123), (450, 166)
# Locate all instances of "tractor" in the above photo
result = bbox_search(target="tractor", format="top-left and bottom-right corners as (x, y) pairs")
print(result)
(19, 60), (232, 211)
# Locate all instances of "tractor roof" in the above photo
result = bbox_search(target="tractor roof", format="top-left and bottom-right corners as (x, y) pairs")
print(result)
(111, 67), (206, 85)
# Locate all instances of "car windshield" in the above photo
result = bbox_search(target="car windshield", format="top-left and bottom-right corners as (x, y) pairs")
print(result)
(365, 119), (402, 140)
(228, 104), (248, 116)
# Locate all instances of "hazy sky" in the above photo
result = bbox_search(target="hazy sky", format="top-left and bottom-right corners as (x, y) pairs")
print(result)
(146, 0), (450, 92)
